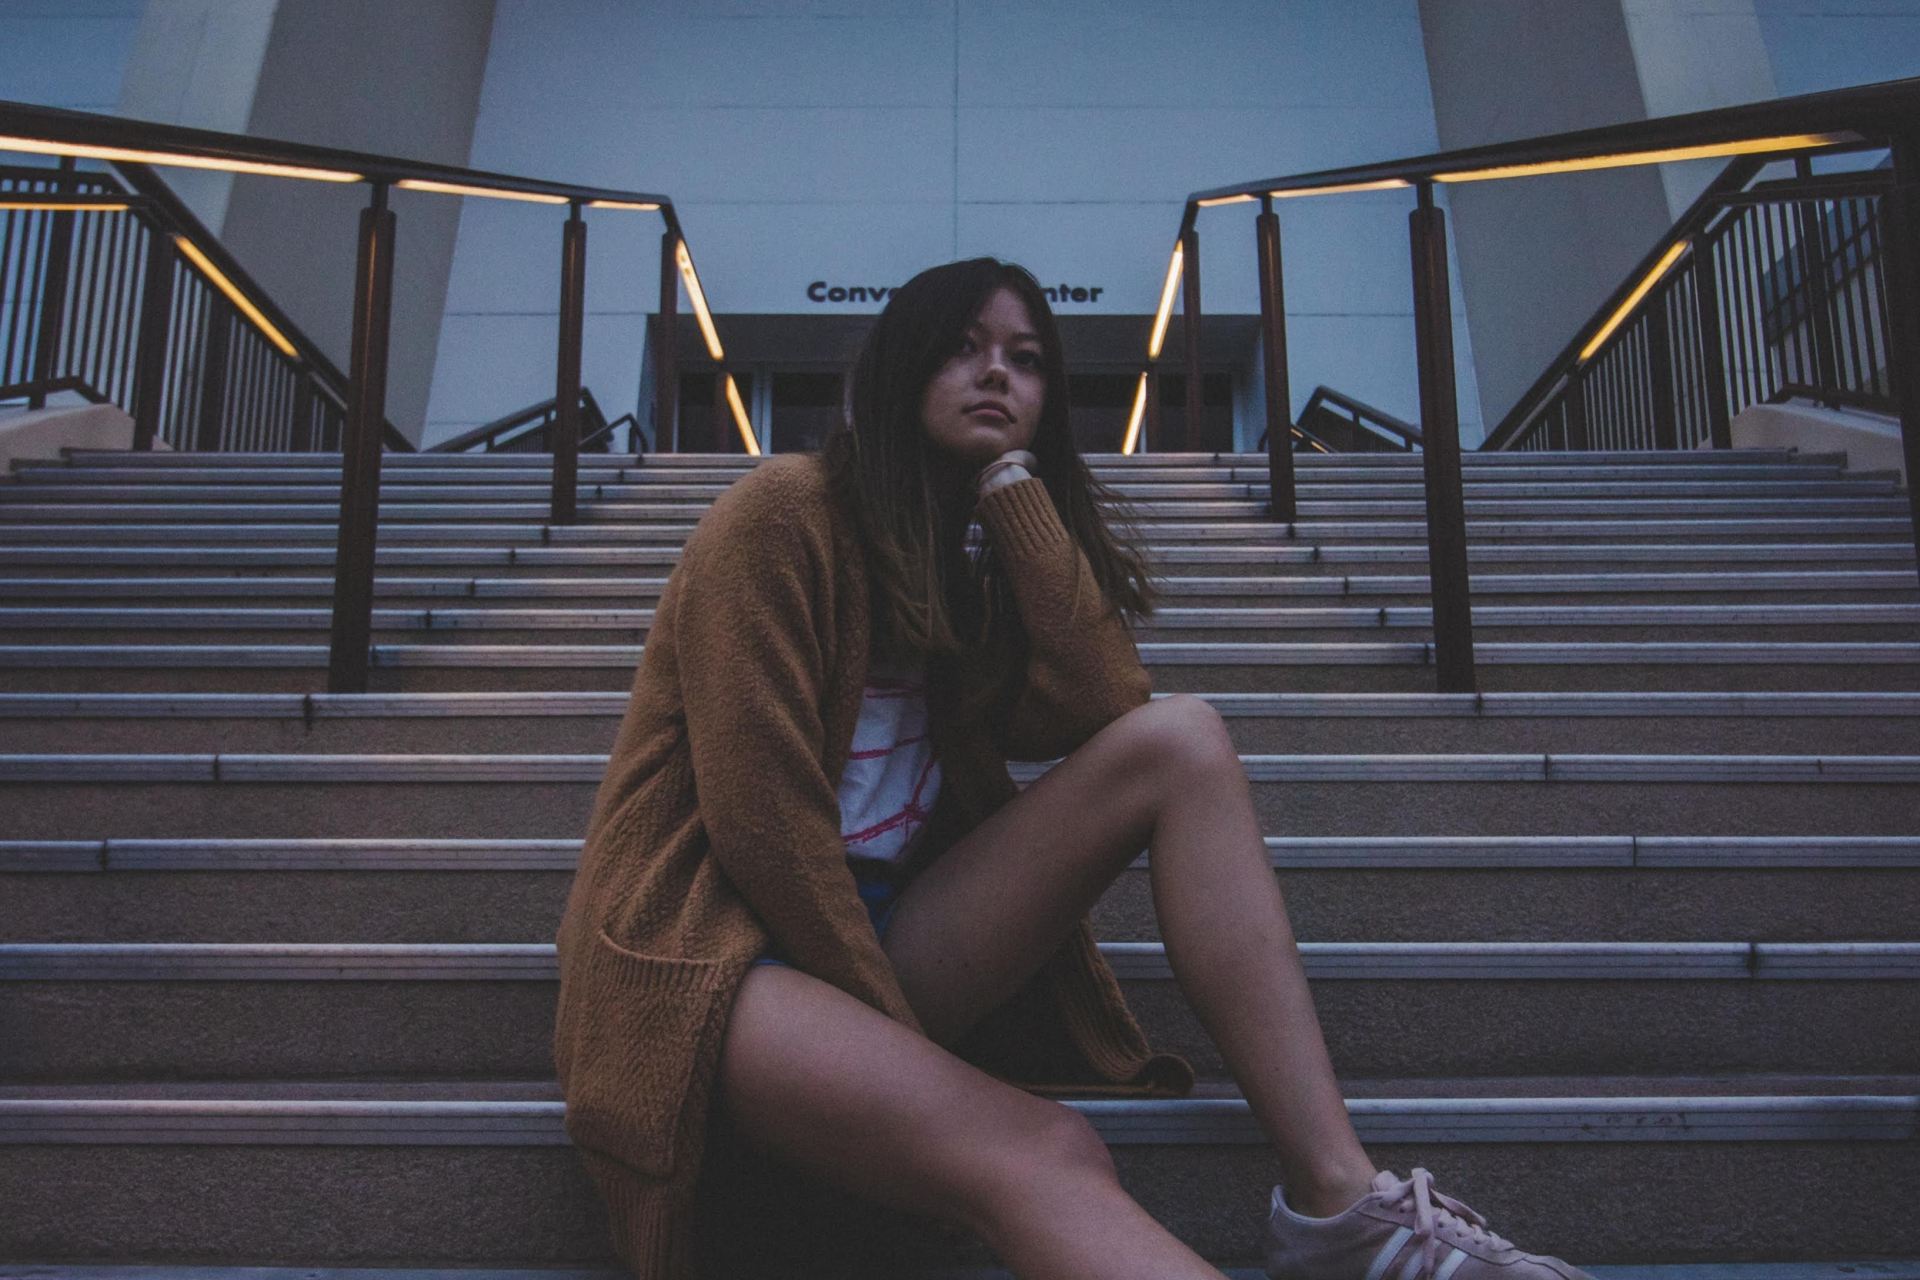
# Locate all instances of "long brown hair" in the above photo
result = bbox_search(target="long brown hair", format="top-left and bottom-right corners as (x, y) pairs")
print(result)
(818, 258), (1160, 724)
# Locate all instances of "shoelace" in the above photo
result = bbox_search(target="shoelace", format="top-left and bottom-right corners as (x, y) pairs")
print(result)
(1386, 1167), (1517, 1278)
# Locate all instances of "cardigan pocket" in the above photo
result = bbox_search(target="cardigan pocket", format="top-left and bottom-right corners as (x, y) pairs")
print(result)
(558, 928), (734, 1181)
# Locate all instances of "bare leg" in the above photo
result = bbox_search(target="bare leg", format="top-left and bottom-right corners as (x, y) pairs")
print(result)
(717, 962), (1227, 1278)
(883, 693), (1378, 1217)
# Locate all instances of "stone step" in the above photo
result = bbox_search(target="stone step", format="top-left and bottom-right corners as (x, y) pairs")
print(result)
(2, 751), (1915, 841)
(7, 689), (1917, 755)
(3, 940), (1916, 1082)
(4, 479), (1897, 503)
(7, 834), (1916, 945)
(11, 459), (1863, 484)
(53, 446), (1831, 467)
(1, 498), (1910, 524)
(1, 1074), (1913, 1266)
(5, 601), (1916, 650)
(6, 569), (1915, 607)
(5, 641), (1918, 694)
(1, 544), (1909, 586)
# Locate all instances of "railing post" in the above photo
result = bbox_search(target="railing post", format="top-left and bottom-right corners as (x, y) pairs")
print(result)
(194, 303), (232, 451)
(1880, 134), (1920, 590)
(1692, 239), (1734, 449)
(1645, 291), (1679, 450)
(654, 230), (679, 455)
(290, 376), (314, 453)
(1180, 224), (1202, 453)
(130, 225), (174, 452)
(327, 182), (396, 694)
(1143, 367), (1161, 453)
(1795, 158), (1841, 401)
(28, 157), (80, 409)
(1408, 182), (1476, 693)
(551, 201), (586, 522)
(1564, 368), (1591, 451)
(1255, 196), (1297, 521)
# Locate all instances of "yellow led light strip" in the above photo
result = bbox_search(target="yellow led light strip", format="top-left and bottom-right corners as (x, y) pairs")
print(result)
(675, 239), (725, 361)
(1195, 194), (1256, 208)
(174, 235), (299, 358)
(1273, 178), (1412, 199)
(395, 178), (567, 204)
(725, 374), (759, 456)
(0, 134), (360, 183)
(587, 198), (661, 211)
(1436, 133), (1851, 184)
(0, 200), (130, 212)
(1122, 371), (1149, 455)
(1579, 239), (1691, 363)
(1147, 242), (1184, 360)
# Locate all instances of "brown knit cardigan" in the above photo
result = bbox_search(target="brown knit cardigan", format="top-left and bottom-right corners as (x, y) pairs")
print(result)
(551, 451), (1194, 1277)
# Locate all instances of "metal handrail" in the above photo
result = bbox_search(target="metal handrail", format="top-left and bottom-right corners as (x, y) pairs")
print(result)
(0, 374), (111, 405)
(0, 97), (721, 692)
(429, 388), (620, 456)
(1482, 148), (1893, 450)
(1153, 72), (1920, 695)
(1252, 385), (1417, 453)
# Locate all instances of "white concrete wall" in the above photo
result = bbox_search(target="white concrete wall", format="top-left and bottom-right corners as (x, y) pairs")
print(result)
(426, 0), (1484, 448)
(1755, 0), (1920, 96)
(0, 0), (142, 113)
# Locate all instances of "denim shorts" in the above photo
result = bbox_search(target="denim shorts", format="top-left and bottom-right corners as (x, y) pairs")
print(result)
(750, 857), (903, 969)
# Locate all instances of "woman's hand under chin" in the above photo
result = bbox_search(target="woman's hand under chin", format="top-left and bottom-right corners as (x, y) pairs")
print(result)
(975, 449), (1039, 497)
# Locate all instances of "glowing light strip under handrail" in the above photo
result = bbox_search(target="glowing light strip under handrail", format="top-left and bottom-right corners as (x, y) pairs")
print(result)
(0, 200), (129, 212)
(1147, 242), (1184, 360)
(1436, 133), (1851, 184)
(0, 134), (361, 183)
(675, 239), (724, 361)
(1579, 239), (1691, 364)
(173, 235), (299, 358)
(586, 198), (661, 211)
(724, 374), (758, 455)
(1122, 371), (1149, 455)
(1273, 178), (1412, 199)
(395, 178), (567, 204)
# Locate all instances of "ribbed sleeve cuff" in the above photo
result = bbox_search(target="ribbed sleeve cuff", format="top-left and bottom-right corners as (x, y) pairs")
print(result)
(976, 474), (1070, 559)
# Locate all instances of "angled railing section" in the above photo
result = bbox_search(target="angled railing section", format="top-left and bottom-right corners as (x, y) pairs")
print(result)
(1148, 74), (1920, 693)
(0, 98), (732, 691)
(1485, 149), (1896, 452)
(1255, 386), (1421, 455)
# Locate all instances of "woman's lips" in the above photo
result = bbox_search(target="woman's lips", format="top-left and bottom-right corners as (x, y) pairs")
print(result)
(966, 406), (1012, 423)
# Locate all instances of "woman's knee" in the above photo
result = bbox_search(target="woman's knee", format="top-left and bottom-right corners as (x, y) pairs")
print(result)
(1108, 693), (1237, 786)
(971, 1098), (1117, 1200)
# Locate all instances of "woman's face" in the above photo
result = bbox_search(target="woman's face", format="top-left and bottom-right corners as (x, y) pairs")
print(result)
(919, 285), (1045, 468)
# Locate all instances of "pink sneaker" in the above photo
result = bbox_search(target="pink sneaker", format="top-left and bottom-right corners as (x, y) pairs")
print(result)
(1265, 1167), (1594, 1280)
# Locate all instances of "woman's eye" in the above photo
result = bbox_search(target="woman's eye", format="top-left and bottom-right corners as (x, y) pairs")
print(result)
(1014, 350), (1043, 368)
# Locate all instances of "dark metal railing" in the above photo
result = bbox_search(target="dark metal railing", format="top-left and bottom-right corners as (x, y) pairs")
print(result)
(428, 387), (645, 456)
(1257, 385), (1421, 454)
(1488, 151), (1895, 453)
(0, 160), (369, 452)
(1156, 73), (1920, 692)
(1, 97), (716, 692)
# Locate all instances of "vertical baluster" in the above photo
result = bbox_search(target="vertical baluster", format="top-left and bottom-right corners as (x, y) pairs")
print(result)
(1180, 224), (1202, 454)
(195, 299), (232, 452)
(102, 212), (134, 407)
(28, 159), (78, 406)
(654, 229), (679, 455)
(131, 226), (174, 452)
(551, 201), (586, 522)
(1408, 182), (1474, 693)
(1645, 284), (1677, 450)
(1876, 134), (1920, 587)
(1695, 229), (1733, 448)
(327, 182), (397, 694)
(1255, 196), (1296, 520)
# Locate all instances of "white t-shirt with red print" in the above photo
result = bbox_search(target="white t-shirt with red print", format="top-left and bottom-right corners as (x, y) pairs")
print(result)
(837, 654), (942, 863)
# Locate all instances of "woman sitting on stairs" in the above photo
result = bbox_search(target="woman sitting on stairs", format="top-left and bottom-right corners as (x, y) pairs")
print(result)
(550, 256), (1593, 1280)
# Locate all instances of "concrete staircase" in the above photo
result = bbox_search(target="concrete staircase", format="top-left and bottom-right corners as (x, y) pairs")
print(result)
(2, 447), (1917, 1276)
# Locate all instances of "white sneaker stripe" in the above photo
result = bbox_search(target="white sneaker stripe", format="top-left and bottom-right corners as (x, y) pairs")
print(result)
(1364, 1227), (1414, 1280)
(1392, 1243), (1434, 1280)
(1436, 1245), (1473, 1280)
